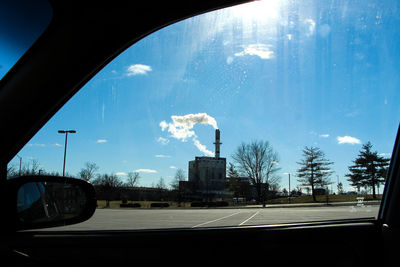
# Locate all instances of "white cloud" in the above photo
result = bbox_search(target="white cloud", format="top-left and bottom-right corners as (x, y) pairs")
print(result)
(27, 143), (46, 147)
(379, 153), (391, 157)
(159, 121), (168, 131)
(126, 64), (152, 76)
(156, 137), (169, 145)
(234, 44), (274, 60)
(53, 143), (62, 147)
(135, 169), (157, 173)
(337, 136), (361, 145)
(155, 154), (171, 158)
(170, 166), (177, 169)
(115, 172), (127, 176)
(97, 139), (107, 143)
(160, 113), (217, 156)
(319, 134), (330, 138)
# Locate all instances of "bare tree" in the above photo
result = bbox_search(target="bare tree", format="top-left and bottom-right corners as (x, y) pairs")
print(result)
(126, 172), (140, 187)
(24, 159), (41, 175)
(232, 140), (280, 207)
(16, 159), (42, 176)
(93, 173), (123, 207)
(156, 177), (166, 189)
(7, 164), (16, 179)
(170, 168), (185, 190)
(78, 162), (99, 182)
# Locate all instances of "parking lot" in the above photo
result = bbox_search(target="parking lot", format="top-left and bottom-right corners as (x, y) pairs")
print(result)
(38, 204), (379, 231)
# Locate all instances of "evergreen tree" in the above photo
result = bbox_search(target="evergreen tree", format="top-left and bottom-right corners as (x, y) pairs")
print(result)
(227, 163), (241, 200)
(227, 162), (239, 179)
(297, 146), (333, 202)
(346, 142), (389, 199)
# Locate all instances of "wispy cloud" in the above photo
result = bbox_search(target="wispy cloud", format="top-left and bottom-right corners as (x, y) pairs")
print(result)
(126, 64), (152, 76)
(156, 137), (169, 145)
(135, 169), (157, 173)
(309, 131), (329, 138)
(345, 110), (359, 117)
(27, 143), (46, 147)
(159, 113), (217, 156)
(234, 44), (274, 60)
(155, 154), (171, 158)
(115, 172), (127, 176)
(97, 139), (107, 143)
(170, 166), (177, 169)
(337, 136), (361, 145)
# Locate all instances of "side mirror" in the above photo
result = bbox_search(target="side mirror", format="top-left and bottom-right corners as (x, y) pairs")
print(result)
(7, 176), (96, 230)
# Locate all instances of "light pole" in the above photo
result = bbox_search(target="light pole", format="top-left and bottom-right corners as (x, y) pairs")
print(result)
(16, 155), (22, 176)
(58, 130), (76, 176)
(288, 173), (291, 204)
(283, 172), (291, 203)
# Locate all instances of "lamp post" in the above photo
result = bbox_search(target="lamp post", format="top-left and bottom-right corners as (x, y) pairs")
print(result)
(283, 172), (291, 204)
(58, 130), (76, 176)
(16, 155), (22, 176)
(288, 173), (291, 204)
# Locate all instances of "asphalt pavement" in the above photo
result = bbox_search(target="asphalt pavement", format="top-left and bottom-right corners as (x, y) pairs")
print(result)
(37, 203), (380, 231)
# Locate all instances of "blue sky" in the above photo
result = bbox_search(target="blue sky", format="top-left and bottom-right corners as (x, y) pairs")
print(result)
(8, 0), (400, 192)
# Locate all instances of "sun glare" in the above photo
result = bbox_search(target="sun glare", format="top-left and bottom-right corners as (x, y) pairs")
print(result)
(231, 0), (282, 22)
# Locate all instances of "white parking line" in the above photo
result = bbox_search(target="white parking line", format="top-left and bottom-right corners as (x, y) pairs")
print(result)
(239, 210), (260, 226)
(192, 212), (242, 228)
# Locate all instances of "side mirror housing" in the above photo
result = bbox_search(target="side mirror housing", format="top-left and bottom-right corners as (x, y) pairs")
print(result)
(6, 176), (96, 230)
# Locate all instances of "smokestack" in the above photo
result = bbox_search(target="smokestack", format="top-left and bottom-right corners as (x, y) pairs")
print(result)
(214, 129), (222, 159)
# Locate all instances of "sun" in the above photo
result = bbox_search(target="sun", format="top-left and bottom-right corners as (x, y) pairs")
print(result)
(230, 0), (282, 22)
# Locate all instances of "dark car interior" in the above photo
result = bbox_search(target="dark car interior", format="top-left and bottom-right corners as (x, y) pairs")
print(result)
(1, 1), (400, 266)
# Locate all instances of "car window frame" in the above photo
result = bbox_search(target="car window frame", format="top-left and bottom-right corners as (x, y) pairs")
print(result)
(1, 0), (399, 234)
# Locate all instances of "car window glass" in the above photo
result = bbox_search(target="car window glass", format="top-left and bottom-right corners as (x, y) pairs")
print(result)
(0, 0), (53, 80)
(9, 0), (400, 230)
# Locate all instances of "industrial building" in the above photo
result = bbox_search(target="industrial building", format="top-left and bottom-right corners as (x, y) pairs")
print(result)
(184, 129), (227, 200)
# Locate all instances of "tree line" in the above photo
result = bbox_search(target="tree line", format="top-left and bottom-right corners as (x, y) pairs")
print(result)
(8, 140), (390, 205)
(7, 159), (186, 207)
(229, 140), (389, 204)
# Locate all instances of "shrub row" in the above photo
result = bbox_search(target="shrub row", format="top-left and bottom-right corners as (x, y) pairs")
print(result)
(120, 203), (141, 208)
(191, 201), (229, 207)
(150, 202), (170, 208)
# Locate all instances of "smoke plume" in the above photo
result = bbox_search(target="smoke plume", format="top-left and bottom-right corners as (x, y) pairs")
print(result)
(159, 113), (218, 156)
